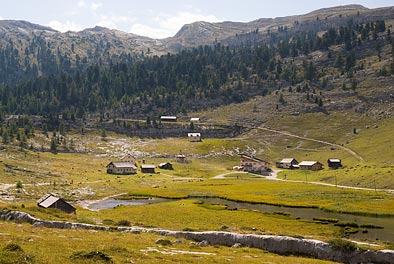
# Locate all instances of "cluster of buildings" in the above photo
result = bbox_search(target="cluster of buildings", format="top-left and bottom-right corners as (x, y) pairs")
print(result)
(276, 158), (342, 170)
(233, 155), (343, 174)
(161, 116), (202, 142)
(106, 152), (190, 175)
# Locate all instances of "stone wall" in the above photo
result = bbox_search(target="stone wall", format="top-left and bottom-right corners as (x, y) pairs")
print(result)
(1, 210), (393, 264)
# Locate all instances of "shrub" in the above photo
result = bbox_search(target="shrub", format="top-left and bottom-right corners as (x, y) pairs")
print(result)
(117, 220), (131, 226)
(155, 239), (172, 246)
(70, 251), (113, 263)
(16, 181), (23, 189)
(334, 221), (359, 228)
(329, 239), (357, 251)
(0, 243), (35, 264)
(3, 243), (23, 252)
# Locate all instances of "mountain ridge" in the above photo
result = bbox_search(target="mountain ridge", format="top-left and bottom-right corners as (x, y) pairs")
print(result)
(0, 4), (393, 86)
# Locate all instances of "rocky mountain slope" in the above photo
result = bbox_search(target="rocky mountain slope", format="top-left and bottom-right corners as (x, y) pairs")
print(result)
(0, 4), (393, 84)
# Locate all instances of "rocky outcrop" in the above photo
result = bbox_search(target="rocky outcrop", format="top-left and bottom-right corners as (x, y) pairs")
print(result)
(1, 210), (393, 263)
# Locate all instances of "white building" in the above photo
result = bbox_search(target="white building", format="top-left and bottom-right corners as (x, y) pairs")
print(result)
(188, 133), (201, 142)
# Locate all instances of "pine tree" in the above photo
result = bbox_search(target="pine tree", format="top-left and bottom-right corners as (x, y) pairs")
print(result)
(50, 137), (57, 153)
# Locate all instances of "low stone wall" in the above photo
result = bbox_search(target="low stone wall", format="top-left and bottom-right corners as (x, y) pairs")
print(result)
(1, 210), (393, 264)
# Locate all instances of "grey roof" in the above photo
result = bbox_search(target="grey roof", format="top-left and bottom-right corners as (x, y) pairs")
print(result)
(37, 194), (60, 208)
(141, 164), (155, 169)
(121, 154), (136, 160)
(108, 162), (137, 169)
(241, 154), (269, 163)
(299, 161), (320, 166)
(159, 162), (172, 167)
(280, 158), (296, 163)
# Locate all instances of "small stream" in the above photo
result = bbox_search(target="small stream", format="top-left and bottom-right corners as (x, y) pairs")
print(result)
(87, 196), (394, 244)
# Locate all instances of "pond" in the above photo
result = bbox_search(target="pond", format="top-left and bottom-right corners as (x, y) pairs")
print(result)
(87, 197), (172, 210)
(87, 196), (394, 244)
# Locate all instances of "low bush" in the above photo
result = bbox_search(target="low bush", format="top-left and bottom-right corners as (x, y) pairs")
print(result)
(70, 250), (113, 263)
(334, 221), (359, 228)
(0, 243), (35, 264)
(117, 220), (131, 226)
(329, 239), (357, 251)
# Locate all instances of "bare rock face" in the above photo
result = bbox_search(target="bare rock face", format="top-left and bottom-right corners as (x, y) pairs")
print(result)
(1, 210), (393, 263)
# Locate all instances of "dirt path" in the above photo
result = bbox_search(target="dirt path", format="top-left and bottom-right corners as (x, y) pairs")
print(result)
(267, 170), (394, 193)
(211, 169), (394, 193)
(256, 126), (364, 161)
(211, 171), (250, 179)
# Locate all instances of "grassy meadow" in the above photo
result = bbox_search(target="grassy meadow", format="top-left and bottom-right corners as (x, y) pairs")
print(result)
(0, 221), (340, 264)
(0, 98), (393, 262)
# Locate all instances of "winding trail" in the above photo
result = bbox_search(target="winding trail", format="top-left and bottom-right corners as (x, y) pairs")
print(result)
(211, 169), (394, 193)
(256, 126), (364, 161)
(211, 172), (249, 179)
(267, 169), (394, 193)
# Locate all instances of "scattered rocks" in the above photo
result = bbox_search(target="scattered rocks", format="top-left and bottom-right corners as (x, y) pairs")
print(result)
(198, 240), (209, 247)
(232, 243), (242, 248)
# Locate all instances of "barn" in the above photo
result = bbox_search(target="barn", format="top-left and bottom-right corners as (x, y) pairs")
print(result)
(141, 164), (156, 173)
(276, 158), (299, 169)
(106, 162), (137, 175)
(37, 194), (76, 214)
(298, 161), (323, 171)
(327, 158), (342, 169)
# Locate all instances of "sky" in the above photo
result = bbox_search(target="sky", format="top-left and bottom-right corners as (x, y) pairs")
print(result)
(0, 0), (392, 39)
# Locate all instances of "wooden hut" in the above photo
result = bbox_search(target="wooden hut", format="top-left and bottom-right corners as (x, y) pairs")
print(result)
(141, 164), (156, 173)
(298, 161), (323, 171)
(276, 158), (298, 169)
(327, 159), (342, 169)
(37, 194), (76, 214)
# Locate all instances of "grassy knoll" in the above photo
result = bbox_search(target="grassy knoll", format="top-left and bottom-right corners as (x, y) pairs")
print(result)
(0, 221), (339, 264)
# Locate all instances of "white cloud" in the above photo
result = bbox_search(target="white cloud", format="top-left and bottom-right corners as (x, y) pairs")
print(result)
(0, 16), (3, 20)
(91, 2), (102, 10)
(130, 11), (221, 39)
(77, 1), (101, 10)
(95, 14), (136, 30)
(77, 1), (87, 8)
(158, 11), (220, 33)
(47, 20), (84, 32)
(130, 23), (172, 39)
